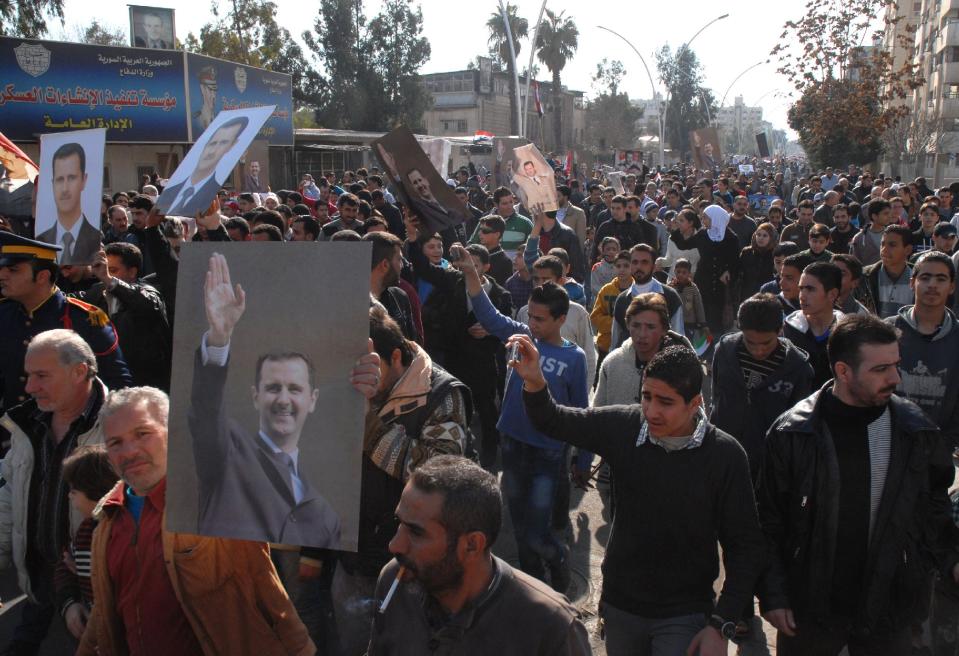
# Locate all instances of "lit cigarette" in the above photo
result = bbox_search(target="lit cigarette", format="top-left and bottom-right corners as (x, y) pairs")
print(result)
(378, 566), (406, 614)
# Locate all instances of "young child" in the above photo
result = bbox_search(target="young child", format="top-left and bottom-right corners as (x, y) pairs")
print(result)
(55, 444), (120, 639)
(546, 247), (587, 307)
(669, 258), (706, 340)
(590, 250), (634, 360)
(801, 223), (834, 263)
(588, 236), (621, 307)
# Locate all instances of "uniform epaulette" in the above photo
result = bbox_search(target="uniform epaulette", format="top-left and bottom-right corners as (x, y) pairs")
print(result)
(66, 297), (110, 327)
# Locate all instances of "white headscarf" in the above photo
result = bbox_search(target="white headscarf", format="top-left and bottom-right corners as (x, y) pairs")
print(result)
(704, 204), (730, 242)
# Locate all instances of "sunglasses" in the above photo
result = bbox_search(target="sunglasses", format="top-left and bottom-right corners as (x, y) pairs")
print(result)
(479, 227), (496, 234)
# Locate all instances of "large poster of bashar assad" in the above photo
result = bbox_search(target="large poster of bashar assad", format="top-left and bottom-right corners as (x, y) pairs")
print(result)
(166, 241), (370, 549)
(690, 127), (722, 172)
(129, 5), (176, 49)
(373, 125), (469, 236)
(34, 128), (105, 265)
(492, 136), (528, 188)
(511, 143), (558, 212)
(156, 106), (274, 216)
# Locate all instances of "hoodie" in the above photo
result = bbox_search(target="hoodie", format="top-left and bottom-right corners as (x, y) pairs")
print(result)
(782, 309), (845, 389)
(887, 306), (959, 447)
(710, 333), (815, 478)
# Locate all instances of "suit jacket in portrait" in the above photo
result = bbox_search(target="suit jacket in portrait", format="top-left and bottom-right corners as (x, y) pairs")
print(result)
(188, 349), (342, 547)
(134, 36), (171, 49)
(243, 174), (269, 194)
(36, 216), (103, 265)
(160, 176), (224, 217)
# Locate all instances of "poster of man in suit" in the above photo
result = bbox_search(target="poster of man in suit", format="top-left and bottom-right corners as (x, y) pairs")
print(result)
(492, 136), (528, 188)
(690, 127), (722, 172)
(34, 128), (106, 265)
(129, 6), (176, 49)
(166, 242), (370, 549)
(511, 143), (558, 212)
(372, 125), (469, 237)
(156, 106), (274, 217)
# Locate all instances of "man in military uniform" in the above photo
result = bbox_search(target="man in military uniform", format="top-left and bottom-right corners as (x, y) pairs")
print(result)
(0, 232), (132, 417)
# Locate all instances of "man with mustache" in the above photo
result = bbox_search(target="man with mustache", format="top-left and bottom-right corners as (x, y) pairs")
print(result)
(188, 253), (341, 547)
(0, 330), (108, 655)
(758, 314), (959, 655)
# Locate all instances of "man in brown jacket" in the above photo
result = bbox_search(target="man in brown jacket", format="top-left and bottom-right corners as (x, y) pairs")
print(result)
(78, 335), (381, 656)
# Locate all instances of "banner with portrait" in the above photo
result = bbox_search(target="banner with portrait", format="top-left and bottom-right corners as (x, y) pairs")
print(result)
(156, 106), (274, 216)
(492, 136), (528, 188)
(372, 125), (469, 236)
(186, 52), (293, 146)
(418, 137), (451, 180)
(614, 150), (642, 170)
(166, 241), (370, 549)
(689, 127), (722, 171)
(129, 6), (176, 50)
(34, 128), (106, 265)
(511, 142), (558, 212)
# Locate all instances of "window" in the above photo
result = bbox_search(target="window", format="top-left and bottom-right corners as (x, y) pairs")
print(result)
(440, 119), (468, 133)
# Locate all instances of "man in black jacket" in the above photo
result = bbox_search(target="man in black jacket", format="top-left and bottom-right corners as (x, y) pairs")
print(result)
(515, 342), (765, 656)
(758, 313), (959, 655)
(590, 195), (658, 264)
(78, 242), (171, 390)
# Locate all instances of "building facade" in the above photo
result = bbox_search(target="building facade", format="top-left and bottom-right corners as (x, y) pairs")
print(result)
(420, 66), (585, 155)
(715, 96), (772, 157)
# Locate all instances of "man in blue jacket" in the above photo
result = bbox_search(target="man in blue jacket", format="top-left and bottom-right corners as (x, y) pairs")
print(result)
(451, 244), (588, 595)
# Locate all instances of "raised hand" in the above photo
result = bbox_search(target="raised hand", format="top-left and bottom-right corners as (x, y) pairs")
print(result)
(204, 253), (246, 347)
(506, 334), (546, 393)
(350, 338), (381, 400)
(91, 248), (111, 285)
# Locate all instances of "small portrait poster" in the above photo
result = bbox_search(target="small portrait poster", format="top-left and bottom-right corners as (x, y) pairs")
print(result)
(34, 127), (106, 265)
(511, 143), (558, 212)
(129, 6), (176, 50)
(372, 125), (469, 236)
(165, 241), (371, 550)
(492, 136), (528, 188)
(156, 106), (274, 217)
(689, 127), (722, 171)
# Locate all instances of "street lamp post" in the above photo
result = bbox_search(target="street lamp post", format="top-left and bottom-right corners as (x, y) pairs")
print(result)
(521, 0), (549, 139)
(498, 0), (523, 136)
(597, 25), (665, 167)
(661, 13), (729, 164)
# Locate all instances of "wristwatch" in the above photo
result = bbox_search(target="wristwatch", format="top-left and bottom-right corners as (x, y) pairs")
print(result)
(708, 614), (737, 640)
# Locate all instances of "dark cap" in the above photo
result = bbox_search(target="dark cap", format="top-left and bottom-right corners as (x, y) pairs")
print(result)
(934, 223), (957, 237)
(0, 231), (61, 267)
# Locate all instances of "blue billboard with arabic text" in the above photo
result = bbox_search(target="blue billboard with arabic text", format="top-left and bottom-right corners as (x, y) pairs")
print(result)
(186, 53), (293, 146)
(0, 37), (189, 142)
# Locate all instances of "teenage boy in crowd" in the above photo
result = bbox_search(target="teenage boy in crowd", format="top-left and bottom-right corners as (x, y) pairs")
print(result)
(857, 224), (914, 317)
(831, 253), (871, 315)
(783, 261), (845, 388)
(472, 216), (513, 286)
(759, 241), (801, 297)
(590, 251), (634, 364)
(850, 198), (893, 266)
(452, 245), (589, 594)
(524, 207), (586, 284)
(801, 223), (834, 263)
(913, 202), (941, 255)
(888, 251), (959, 448)
(770, 252), (809, 315)
(590, 195), (658, 264)
(469, 187), (533, 257)
(515, 342), (765, 656)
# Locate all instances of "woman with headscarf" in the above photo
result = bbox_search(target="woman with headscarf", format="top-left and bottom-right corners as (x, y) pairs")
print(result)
(668, 204), (740, 335)
(739, 221), (779, 297)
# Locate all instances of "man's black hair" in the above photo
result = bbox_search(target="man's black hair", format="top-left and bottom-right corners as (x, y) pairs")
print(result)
(528, 280), (569, 319)
(773, 241), (800, 258)
(129, 195), (153, 212)
(802, 261), (842, 294)
(251, 224), (283, 241)
(52, 142), (86, 175)
(557, 185), (571, 198)
(868, 198), (891, 219)
(883, 223), (913, 246)
(255, 351), (316, 389)
(216, 115), (250, 137)
(831, 253), (863, 280)
(828, 314), (900, 371)
(254, 210), (285, 232)
(466, 243), (490, 265)
(331, 229), (362, 242)
(291, 203), (311, 216)
(532, 255), (564, 281)
(370, 304), (415, 367)
(238, 193), (256, 204)
(104, 242), (142, 274)
(738, 293), (784, 333)
(492, 187), (513, 203)
(224, 216), (250, 238)
(480, 215), (506, 235)
(364, 231), (403, 271)
(913, 250), (956, 281)
(782, 252), (812, 274)
(643, 345), (703, 403)
(411, 454), (502, 549)
(293, 216), (320, 240)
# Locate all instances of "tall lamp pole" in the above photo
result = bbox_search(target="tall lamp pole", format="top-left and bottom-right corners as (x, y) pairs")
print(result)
(597, 25), (664, 166)
(522, 0), (549, 139)
(661, 13), (729, 162)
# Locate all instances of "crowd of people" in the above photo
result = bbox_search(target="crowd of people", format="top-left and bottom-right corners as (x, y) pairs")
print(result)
(1, 158), (959, 656)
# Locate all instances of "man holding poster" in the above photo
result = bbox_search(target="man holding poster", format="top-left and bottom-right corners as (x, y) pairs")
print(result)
(35, 129), (106, 265)
(187, 253), (342, 547)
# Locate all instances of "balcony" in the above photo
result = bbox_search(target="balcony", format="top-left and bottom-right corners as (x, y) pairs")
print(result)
(943, 60), (959, 84)
(944, 21), (959, 47)
(942, 96), (959, 117)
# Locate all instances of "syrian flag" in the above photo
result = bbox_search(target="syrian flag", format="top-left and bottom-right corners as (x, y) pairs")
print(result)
(0, 131), (39, 181)
(533, 81), (544, 117)
(563, 150), (573, 177)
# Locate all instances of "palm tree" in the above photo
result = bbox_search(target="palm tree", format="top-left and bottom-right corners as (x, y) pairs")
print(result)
(536, 9), (579, 151)
(487, 3), (528, 135)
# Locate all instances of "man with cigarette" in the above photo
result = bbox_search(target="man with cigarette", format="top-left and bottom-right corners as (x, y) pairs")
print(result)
(188, 253), (341, 546)
(369, 455), (591, 655)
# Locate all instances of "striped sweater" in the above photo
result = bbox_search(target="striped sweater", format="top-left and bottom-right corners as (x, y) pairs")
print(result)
(55, 516), (97, 615)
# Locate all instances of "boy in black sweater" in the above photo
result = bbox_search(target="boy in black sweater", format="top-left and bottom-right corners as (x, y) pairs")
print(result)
(512, 340), (765, 656)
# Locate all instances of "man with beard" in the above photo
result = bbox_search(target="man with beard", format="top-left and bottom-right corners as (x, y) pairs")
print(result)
(758, 314), (958, 655)
(609, 244), (684, 350)
(368, 455), (591, 655)
(187, 253), (341, 547)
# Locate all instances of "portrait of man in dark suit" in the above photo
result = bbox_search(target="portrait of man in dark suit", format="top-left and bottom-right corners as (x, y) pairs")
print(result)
(242, 160), (268, 194)
(36, 142), (102, 265)
(188, 252), (341, 546)
(163, 115), (248, 217)
(132, 10), (172, 49)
